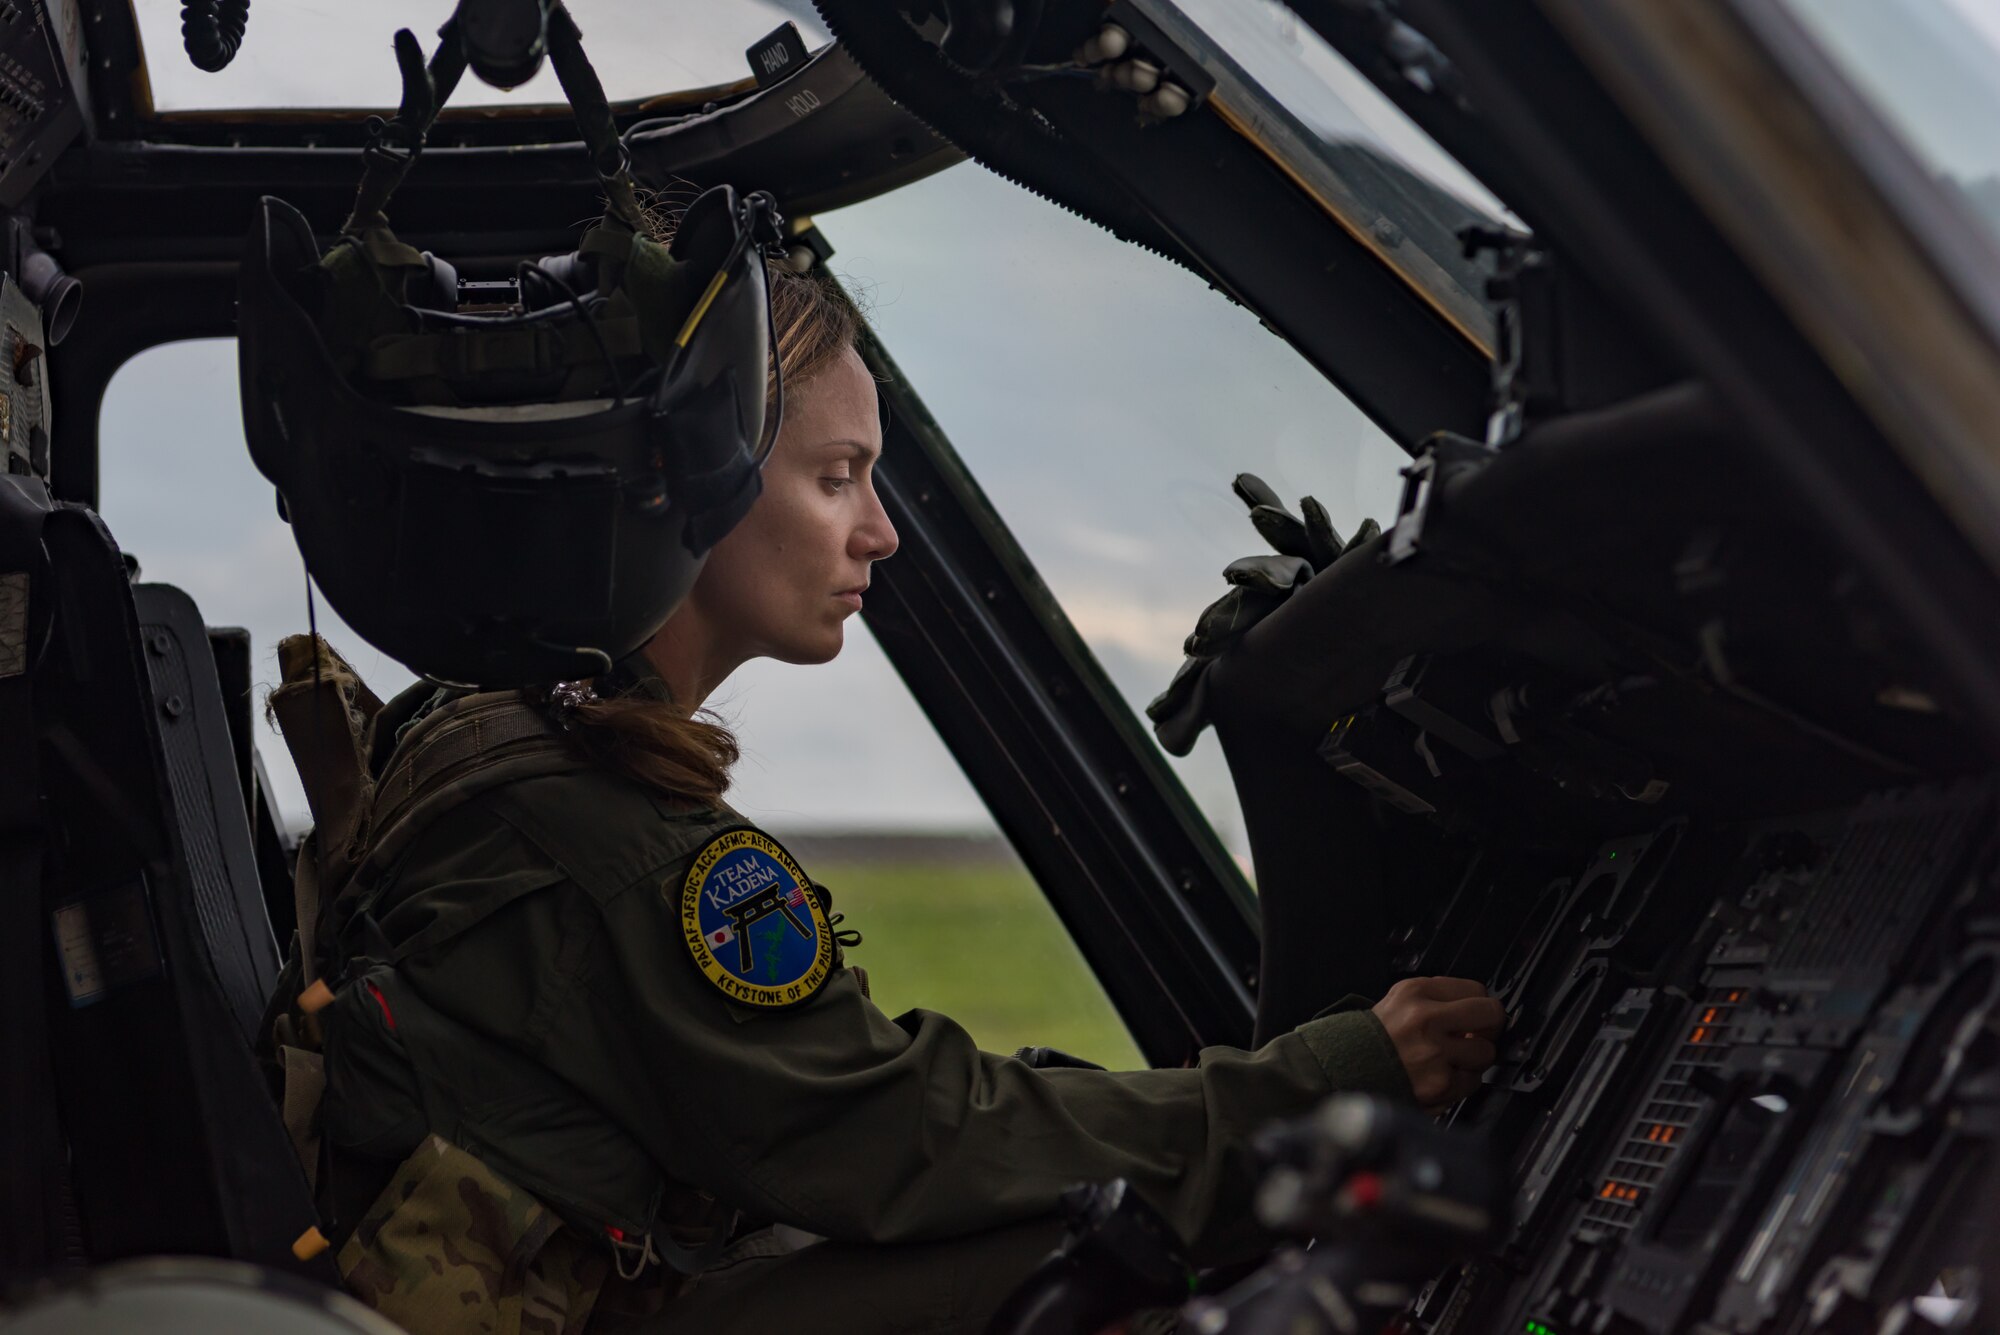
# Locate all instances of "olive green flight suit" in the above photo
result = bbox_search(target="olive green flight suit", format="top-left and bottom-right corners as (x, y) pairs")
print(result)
(333, 760), (1412, 1333)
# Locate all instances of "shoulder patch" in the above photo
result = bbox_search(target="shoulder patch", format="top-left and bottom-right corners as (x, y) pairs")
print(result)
(676, 828), (833, 1008)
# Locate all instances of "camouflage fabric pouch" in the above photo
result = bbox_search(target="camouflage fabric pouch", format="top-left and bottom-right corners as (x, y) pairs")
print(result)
(338, 1135), (607, 1335)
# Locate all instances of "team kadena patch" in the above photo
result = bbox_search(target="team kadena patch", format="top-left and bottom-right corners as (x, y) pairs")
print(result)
(678, 829), (834, 1008)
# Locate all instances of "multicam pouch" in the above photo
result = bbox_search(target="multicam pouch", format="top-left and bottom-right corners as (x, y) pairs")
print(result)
(338, 1135), (608, 1335)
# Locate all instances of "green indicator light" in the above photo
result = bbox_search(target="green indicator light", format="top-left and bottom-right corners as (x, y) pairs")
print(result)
(1609, 852), (1618, 860)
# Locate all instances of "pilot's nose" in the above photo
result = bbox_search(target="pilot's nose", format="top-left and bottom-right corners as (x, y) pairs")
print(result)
(853, 483), (898, 562)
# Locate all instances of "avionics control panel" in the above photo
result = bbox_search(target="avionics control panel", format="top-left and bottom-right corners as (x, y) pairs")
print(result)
(1399, 783), (1996, 1334)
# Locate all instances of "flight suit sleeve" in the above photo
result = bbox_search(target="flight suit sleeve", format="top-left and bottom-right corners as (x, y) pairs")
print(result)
(538, 850), (1413, 1267)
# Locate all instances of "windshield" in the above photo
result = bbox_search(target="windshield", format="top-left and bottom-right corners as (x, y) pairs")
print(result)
(1775, 0), (2000, 250)
(1146, 0), (1514, 352)
(131, 0), (830, 114)
(818, 163), (1414, 863)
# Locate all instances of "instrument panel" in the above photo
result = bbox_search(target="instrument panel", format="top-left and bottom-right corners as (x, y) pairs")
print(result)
(1406, 782), (1996, 1334)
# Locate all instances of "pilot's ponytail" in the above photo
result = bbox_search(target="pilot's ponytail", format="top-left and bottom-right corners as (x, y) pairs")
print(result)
(561, 256), (864, 806)
(559, 689), (742, 808)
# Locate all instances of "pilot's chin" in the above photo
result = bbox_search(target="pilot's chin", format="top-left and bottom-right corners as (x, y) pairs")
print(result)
(782, 627), (844, 667)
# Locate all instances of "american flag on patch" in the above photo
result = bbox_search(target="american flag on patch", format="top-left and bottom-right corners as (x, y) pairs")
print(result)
(786, 884), (809, 909)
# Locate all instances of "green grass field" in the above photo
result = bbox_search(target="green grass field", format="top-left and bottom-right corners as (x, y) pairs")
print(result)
(813, 859), (1147, 1071)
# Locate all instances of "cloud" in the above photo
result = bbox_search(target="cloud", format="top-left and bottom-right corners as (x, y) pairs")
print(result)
(1054, 523), (1157, 569)
(1055, 590), (1196, 670)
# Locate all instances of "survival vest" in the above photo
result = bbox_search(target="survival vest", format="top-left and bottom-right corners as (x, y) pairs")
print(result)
(259, 636), (736, 1334)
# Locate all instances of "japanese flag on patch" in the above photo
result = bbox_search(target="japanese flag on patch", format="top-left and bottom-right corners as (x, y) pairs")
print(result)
(708, 924), (735, 947)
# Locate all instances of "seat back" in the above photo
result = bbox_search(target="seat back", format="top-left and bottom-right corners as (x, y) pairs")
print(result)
(22, 502), (328, 1279)
(0, 474), (61, 1285)
(133, 583), (279, 1045)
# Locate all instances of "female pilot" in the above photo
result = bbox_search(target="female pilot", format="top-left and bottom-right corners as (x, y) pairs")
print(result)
(312, 259), (1505, 1335)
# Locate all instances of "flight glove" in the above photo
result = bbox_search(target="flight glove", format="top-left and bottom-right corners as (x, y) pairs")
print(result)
(1145, 473), (1378, 756)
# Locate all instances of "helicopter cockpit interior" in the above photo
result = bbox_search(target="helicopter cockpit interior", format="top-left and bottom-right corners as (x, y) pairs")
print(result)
(3, 0), (2000, 1332)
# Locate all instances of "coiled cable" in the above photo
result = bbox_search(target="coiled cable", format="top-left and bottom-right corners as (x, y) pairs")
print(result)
(181, 0), (249, 72)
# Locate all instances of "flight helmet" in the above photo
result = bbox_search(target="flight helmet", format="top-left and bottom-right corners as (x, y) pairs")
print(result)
(238, 5), (784, 686)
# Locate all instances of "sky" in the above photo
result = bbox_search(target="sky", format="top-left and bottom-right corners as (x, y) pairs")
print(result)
(98, 1), (1474, 851)
(1783, 0), (2000, 193)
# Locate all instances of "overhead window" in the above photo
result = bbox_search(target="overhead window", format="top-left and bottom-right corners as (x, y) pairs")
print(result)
(1775, 0), (2000, 249)
(130, 0), (830, 114)
(1166, 0), (1516, 351)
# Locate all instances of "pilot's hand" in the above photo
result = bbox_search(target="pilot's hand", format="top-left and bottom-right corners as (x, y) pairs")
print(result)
(1371, 976), (1505, 1110)
(1145, 473), (1378, 757)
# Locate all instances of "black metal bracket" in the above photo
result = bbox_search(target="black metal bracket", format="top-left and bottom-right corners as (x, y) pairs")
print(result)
(1385, 431), (1492, 566)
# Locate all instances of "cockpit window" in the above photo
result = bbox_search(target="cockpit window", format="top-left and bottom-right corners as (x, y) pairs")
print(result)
(130, 0), (830, 115)
(1774, 0), (2000, 249)
(1153, 0), (1514, 352)
(822, 163), (1414, 864)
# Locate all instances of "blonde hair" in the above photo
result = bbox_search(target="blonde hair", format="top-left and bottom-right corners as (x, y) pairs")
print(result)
(563, 259), (864, 806)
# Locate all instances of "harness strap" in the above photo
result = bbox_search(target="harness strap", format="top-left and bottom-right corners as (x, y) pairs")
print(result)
(341, 23), (468, 236)
(292, 831), (325, 991)
(544, 4), (647, 234)
(269, 635), (384, 985)
(343, 3), (644, 239)
(269, 648), (598, 983)
(278, 1043), (327, 1190)
(278, 680), (594, 971)
(367, 691), (583, 856)
(379, 692), (564, 803)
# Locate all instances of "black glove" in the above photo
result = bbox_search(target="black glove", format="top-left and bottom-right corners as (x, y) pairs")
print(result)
(1145, 474), (1378, 756)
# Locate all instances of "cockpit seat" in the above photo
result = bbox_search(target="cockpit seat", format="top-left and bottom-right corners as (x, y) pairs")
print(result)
(132, 582), (280, 1046)
(20, 502), (329, 1281)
